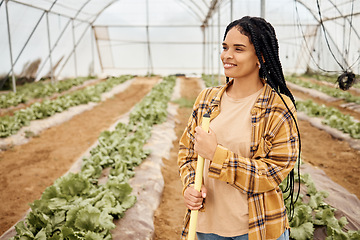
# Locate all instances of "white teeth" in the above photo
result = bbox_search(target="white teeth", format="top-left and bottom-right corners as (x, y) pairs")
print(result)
(224, 63), (235, 67)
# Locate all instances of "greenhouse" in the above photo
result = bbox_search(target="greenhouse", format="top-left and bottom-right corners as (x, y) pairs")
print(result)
(0, 0), (359, 239)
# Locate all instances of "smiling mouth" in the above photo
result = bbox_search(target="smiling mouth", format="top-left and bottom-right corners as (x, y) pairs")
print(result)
(223, 63), (237, 68)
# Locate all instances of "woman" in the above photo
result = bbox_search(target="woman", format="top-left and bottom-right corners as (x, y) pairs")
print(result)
(178, 16), (300, 240)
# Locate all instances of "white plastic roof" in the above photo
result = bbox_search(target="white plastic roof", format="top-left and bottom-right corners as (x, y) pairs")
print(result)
(0, 0), (359, 82)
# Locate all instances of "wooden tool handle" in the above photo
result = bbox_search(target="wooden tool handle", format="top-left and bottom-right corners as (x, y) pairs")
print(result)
(187, 113), (210, 240)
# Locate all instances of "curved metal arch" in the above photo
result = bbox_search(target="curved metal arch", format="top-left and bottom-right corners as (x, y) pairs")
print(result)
(187, 0), (207, 18)
(177, 0), (204, 22)
(89, 0), (118, 24)
(202, 0), (219, 27)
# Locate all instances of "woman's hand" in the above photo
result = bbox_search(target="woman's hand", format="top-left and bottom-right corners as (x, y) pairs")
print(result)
(183, 184), (207, 210)
(194, 126), (217, 161)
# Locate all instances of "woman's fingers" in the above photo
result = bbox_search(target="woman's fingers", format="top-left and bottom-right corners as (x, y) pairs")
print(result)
(184, 185), (207, 210)
(184, 188), (202, 209)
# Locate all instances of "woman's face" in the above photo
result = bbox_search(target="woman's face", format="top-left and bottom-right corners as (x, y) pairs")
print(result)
(220, 27), (260, 81)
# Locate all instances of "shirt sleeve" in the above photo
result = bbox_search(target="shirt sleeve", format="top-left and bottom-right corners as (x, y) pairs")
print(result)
(208, 101), (299, 194)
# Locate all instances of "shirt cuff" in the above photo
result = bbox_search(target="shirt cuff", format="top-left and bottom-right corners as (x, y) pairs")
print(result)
(208, 145), (228, 180)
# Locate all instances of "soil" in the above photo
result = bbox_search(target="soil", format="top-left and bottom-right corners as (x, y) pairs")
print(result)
(0, 76), (359, 238)
(153, 77), (200, 240)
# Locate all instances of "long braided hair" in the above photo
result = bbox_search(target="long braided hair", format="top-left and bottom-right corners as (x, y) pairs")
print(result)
(223, 16), (301, 220)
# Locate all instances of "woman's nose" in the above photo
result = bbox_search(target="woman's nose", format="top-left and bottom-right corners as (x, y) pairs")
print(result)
(223, 50), (233, 59)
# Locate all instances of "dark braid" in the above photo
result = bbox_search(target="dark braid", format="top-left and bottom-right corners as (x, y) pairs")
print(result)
(223, 16), (301, 220)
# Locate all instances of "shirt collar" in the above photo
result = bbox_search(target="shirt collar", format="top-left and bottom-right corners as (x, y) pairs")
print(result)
(210, 78), (272, 109)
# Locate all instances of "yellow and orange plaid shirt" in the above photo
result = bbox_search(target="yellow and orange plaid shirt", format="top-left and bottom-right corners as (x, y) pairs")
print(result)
(178, 80), (299, 240)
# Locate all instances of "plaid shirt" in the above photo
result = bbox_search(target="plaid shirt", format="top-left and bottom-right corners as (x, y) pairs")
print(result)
(178, 80), (299, 240)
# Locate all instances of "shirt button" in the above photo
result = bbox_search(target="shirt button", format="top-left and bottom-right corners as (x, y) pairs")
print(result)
(259, 171), (262, 175)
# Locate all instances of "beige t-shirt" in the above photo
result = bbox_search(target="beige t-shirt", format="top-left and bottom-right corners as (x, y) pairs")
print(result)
(197, 86), (264, 237)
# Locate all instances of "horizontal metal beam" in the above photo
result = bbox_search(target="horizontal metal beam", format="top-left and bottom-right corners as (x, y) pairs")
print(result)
(109, 40), (211, 45)
(93, 24), (201, 28)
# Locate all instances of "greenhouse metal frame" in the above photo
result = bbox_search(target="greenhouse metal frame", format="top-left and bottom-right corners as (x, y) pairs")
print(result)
(1, 0), (359, 92)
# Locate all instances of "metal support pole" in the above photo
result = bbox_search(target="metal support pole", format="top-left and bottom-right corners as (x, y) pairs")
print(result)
(261, 0), (265, 18)
(93, 26), (104, 74)
(211, 18), (214, 85)
(202, 25), (206, 74)
(145, 0), (153, 76)
(91, 25), (95, 77)
(343, 18), (347, 68)
(230, 0), (233, 21)
(5, 0), (58, 80)
(72, 19), (78, 78)
(46, 11), (54, 83)
(217, 5), (221, 85)
(5, 0), (16, 92)
(207, 24), (210, 76)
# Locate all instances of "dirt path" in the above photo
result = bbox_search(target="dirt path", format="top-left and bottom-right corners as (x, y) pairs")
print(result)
(0, 77), (159, 235)
(153, 77), (201, 239)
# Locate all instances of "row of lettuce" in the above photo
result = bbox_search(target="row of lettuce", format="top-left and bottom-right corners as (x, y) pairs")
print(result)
(0, 75), (132, 138)
(0, 77), (97, 109)
(280, 162), (360, 240)
(296, 100), (360, 139)
(285, 75), (360, 139)
(10, 75), (176, 240)
(286, 75), (360, 104)
(301, 73), (360, 89)
(202, 74), (360, 240)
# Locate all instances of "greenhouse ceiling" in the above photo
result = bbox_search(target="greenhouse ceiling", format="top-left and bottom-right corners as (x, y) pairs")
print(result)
(0, 0), (359, 85)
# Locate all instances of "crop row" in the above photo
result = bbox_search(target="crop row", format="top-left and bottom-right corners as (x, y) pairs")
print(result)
(301, 73), (360, 89)
(0, 77), (96, 109)
(10, 75), (176, 240)
(281, 161), (360, 240)
(0, 75), (132, 138)
(202, 74), (221, 88)
(296, 100), (360, 139)
(286, 76), (360, 104)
